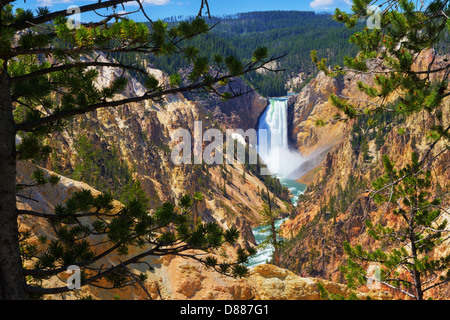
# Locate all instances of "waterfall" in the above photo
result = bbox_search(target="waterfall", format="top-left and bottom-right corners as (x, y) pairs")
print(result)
(257, 98), (304, 179)
(247, 98), (306, 268)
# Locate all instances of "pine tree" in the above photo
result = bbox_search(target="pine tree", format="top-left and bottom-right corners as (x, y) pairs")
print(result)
(72, 134), (100, 183)
(312, 0), (450, 299)
(0, 0), (280, 299)
(340, 153), (450, 300)
(259, 187), (283, 266)
(313, 0), (450, 130)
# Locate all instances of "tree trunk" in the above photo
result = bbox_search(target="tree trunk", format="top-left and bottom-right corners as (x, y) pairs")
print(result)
(0, 70), (27, 299)
(409, 194), (423, 301)
(271, 219), (278, 265)
(410, 232), (423, 300)
(266, 187), (278, 265)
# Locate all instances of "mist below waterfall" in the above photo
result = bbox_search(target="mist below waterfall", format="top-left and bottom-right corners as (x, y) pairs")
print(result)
(257, 98), (305, 180)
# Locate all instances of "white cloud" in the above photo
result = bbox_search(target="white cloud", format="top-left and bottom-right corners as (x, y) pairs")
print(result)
(310, 0), (351, 10)
(37, 0), (71, 7)
(137, 0), (171, 5)
(127, 0), (171, 7)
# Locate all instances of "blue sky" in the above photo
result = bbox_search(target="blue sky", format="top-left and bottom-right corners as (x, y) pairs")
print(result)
(15, 0), (354, 22)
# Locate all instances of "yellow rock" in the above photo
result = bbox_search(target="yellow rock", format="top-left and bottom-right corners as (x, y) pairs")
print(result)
(247, 264), (391, 300)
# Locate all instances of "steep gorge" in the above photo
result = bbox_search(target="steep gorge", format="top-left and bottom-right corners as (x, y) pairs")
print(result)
(17, 48), (449, 300)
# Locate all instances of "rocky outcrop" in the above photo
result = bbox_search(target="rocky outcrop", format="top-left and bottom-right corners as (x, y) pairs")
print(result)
(290, 71), (346, 157)
(156, 260), (392, 300)
(247, 264), (390, 300)
(184, 78), (269, 131)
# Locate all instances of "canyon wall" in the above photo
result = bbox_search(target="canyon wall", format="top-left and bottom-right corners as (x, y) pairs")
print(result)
(280, 50), (450, 299)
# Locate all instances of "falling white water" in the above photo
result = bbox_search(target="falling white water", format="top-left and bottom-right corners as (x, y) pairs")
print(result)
(257, 98), (305, 179)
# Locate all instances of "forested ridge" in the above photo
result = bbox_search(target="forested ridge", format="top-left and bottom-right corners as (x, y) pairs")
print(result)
(117, 11), (360, 97)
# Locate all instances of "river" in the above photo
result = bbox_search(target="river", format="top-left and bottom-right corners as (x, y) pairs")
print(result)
(245, 218), (288, 268)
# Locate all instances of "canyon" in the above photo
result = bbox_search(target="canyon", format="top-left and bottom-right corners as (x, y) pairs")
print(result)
(16, 52), (296, 299)
(17, 48), (449, 300)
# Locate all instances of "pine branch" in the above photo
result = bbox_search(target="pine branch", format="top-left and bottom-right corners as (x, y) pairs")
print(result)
(23, 241), (125, 278)
(378, 280), (416, 299)
(24, 240), (209, 294)
(119, 261), (154, 300)
(8, 0), (137, 31)
(9, 17), (220, 60)
(423, 278), (450, 293)
(366, 130), (450, 211)
(15, 55), (285, 133)
(11, 61), (149, 83)
(17, 209), (122, 219)
(197, 0), (211, 19)
(10, 45), (159, 59)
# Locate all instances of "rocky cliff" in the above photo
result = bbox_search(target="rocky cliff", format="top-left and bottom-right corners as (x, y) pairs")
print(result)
(280, 50), (450, 299)
(183, 79), (269, 131)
